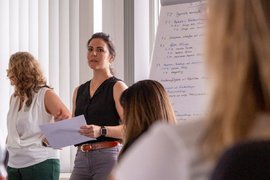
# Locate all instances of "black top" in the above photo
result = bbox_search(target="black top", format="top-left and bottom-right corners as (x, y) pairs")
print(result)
(75, 76), (122, 144)
(211, 140), (270, 180)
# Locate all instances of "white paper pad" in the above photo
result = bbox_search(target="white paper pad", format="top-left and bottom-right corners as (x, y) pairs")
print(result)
(40, 115), (95, 148)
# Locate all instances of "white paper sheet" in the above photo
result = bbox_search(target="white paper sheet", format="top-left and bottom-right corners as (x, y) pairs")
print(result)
(40, 115), (95, 148)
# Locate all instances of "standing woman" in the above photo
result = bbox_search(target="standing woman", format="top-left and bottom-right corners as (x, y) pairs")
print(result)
(70, 32), (128, 180)
(6, 51), (71, 180)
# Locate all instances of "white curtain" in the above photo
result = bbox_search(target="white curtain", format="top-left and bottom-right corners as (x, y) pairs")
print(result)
(0, 0), (95, 172)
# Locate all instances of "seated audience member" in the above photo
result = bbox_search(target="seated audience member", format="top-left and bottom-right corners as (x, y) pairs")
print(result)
(118, 79), (176, 160)
(112, 0), (270, 179)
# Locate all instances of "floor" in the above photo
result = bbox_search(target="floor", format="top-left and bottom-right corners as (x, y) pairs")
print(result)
(60, 173), (71, 180)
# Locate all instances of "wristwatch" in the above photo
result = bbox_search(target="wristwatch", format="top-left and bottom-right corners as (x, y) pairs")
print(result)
(100, 126), (107, 136)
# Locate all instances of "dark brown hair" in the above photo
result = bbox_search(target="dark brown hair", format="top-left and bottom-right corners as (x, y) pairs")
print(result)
(119, 79), (176, 160)
(87, 32), (116, 59)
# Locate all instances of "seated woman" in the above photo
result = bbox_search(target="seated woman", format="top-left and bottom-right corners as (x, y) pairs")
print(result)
(118, 79), (176, 160)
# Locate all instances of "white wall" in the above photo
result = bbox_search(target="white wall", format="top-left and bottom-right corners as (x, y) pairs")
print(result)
(123, 0), (160, 85)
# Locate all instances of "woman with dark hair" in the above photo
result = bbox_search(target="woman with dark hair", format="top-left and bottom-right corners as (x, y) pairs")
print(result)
(70, 32), (127, 180)
(118, 79), (176, 161)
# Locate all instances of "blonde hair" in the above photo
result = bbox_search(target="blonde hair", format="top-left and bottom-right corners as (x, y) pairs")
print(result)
(201, 0), (270, 160)
(119, 80), (176, 159)
(7, 52), (49, 106)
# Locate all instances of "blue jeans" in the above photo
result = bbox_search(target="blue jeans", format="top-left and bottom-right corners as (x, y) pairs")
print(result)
(70, 146), (121, 180)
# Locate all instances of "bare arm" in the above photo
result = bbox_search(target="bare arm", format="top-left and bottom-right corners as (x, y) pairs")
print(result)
(114, 81), (128, 121)
(44, 89), (72, 121)
(104, 81), (127, 139)
(108, 81), (128, 138)
(72, 87), (79, 117)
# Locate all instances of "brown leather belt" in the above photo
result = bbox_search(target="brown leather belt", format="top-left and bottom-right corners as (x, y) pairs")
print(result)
(78, 141), (120, 152)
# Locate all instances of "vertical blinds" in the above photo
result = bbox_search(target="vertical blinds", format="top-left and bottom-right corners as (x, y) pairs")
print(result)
(0, 0), (95, 172)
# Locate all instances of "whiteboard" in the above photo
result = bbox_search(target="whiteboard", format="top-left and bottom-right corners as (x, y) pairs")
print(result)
(149, 1), (208, 121)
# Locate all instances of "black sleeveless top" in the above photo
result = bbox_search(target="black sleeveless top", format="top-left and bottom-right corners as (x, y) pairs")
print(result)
(75, 76), (121, 144)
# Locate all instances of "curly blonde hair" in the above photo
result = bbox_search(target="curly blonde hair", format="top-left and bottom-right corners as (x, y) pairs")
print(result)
(7, 52), (50, 106)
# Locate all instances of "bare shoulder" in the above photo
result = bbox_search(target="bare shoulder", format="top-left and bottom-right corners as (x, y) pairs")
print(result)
(44, 88), (57, 99)
(114, 81), (128, 92)
(73, 86), (79, 96)
(72, 86), (80, 105)
(44, 89), (62, 106)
